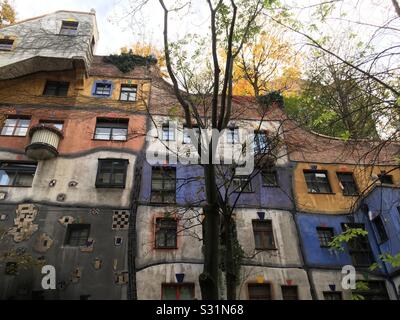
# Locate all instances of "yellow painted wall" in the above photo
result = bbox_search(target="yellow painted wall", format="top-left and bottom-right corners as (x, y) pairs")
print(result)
(294, 162), (400, 214)
(0, 70), (151, 112)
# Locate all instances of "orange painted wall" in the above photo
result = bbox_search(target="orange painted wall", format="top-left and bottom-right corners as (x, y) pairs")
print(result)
(294, 162), (400, 214)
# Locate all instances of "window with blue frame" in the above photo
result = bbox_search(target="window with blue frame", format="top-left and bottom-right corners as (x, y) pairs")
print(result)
(92, 81), (113, 97)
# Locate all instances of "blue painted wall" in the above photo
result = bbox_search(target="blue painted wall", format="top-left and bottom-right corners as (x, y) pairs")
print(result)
(139, 161), (293, 210)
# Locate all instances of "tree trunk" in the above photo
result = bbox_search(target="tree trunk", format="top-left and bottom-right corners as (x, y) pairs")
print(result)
(224, 215), (237, 300)
(199, 163), (220, 300)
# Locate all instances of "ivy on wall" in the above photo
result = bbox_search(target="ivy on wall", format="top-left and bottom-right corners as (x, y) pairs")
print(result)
(104, 50), (158, 73)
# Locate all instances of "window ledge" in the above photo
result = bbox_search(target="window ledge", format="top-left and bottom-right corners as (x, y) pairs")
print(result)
(263, 185), (279, 188)
(95, 185), (126, 189)
(0, 135), (27, 138)
(255, 247), (278, 251)
(308, 192), (336, 195)
(155, 247), (178, 250)
(92, 139), (128, 142)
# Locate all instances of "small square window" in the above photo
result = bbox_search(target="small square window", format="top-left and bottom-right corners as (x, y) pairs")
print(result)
(227, 127), (239, 144)
(94, 118), (128, 141)
(43, 81), (69, 96)
(281, 285), (298, 300)
(248, 283), (272, 300)
(39, 120), (64, 131)
(162, 124), (175, 141)
(96, 159), (128, 188)
(120, 85), (137, 102)
(253, 220), (275, 250)
(64, 224), (90, 246)
(262, 168), (278, 187)
(94, 82), (112, 97)
(304, 170), (332, 193)
(60, 20), (79, 35)
(232, 176), (253, 192)
(337, 172), (358, 195)
(1, 116), (31, 137)
(316, 227), (334, 247)
(0, 38), (14, 51)
(372, 215), (388, 243)
(162, 283), (195, 300)
(378, 173), (394, 185)
(155, 218), (178, 249)
(323, 291), (342, 300)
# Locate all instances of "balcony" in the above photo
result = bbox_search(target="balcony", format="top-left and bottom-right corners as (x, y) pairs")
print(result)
(25, 124), (63, 160)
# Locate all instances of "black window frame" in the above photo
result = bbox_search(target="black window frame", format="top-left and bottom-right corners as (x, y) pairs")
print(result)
(304, 170), (332, 194)
(162, 283), (195, 300)
(94, 82), (112, 97)
(342, 223), (374, 267)
(0, 115), (31, 137)
(155, 218), (178, 249)
(0, 161), (37, 187)
(254, 130), (268, 154)
(281, 285), (299, 300)
(316, 227), (335, 248)
(248, 283), (272, 300)
(232, 176), (253, 193)
(119, 84), (138, 102)
(323, 291), (342, 300)
(161, 123), (175, 141)
(64, 224), (90, 246)
(353, 281), (389, 300)
(378, 173), (394, 185)
(94, 118), (129, 141)
(151, 167), (176, 203)
(252, 219), (276, 250)
(337, 172), (359, 196)
(43, 81), (69, 97)
(0, 38), (14, 51)
(227, 127), (239, 144)
(60, 20), (79, 36)
(95, 159), (129, 188)
(261, 167), (278, 187)
(372, 215), (388, 243)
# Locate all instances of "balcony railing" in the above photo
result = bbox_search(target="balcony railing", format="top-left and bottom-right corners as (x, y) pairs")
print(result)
(25, 124), (63, 160)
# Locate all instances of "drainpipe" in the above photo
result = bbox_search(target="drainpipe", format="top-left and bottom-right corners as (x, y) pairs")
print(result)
(362, 188), (399, 300)
(288, 163), (318, 300)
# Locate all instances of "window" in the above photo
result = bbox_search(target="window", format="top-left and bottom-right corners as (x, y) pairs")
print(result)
(304, 170), (332, 193)
(353, 281), (389, 300)
(248, 283), (272, 300)
(261, 167), (278, 187)
(64, 224), (90, 246)
(0, 38), (14, 51)
(43, 81), (69, 96)
(155, 218), (177, 249)
(183, 125), (200, 145)
(119, 84), (137, 102)
(337, 172), (358, 195)
(342, 223), (373, 267)
(94, 118), (128, 141)
(323, 292), (342, 300)
(1, 116), (31, 136)
(232, 176), (252, 193)
(254, 130), (268, 154)
(39, 120), (64, 131)
(60, 20), (79, 35)
(372, 215), (388, 243)
(281, 286), (298, 300)
(162, 124), (175, 141)
(227, 127), (239, 144)
(0, 162), (37, 187)
(253, 220), (275, 250)
(162, 283), (195, 300)
(96, 159), (128, 188)
(317, 227), (334, 248)
(94, 82), (112, 97)
(151, 167), (176, 203)
(378, 173), (394, 185)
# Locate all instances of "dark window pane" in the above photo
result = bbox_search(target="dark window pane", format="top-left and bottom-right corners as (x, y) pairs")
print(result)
(337, 172), (358, 195)
(353, 281), (389, 300)
(253, 220), (275, 249)
(0, 38), (14, 51)
(96, 159), (128, 188)
(317, 227), (334, 247)
(342, 223), (374, 267)
(60, 21), (79, 35)
(0, 162), (37, 187)
(151, 167), (176, 203)
(65, 224), (90, 246)
(162, 284), (194, 300)
(43, 81), (69, 96)
(304, 171), (331, 193)
(323, 292), (342, 300)
(156, 218), (177, 248)
(94, 118), (128, 141)
(95, 83), (112, 96)
(262, 168), (278, 186)
(281, 286), (298, 300)
(248, 284), (271, 300)
(373, 215), (388, 243)
(233, 176), (252, 192)
(378, 174), (393, 184)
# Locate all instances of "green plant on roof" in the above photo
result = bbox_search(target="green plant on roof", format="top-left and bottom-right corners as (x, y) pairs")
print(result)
(104, 50), (158, 73)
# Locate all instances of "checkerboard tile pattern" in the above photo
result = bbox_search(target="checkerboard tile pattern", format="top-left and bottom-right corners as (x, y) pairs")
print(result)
(112, 211), (129, 230)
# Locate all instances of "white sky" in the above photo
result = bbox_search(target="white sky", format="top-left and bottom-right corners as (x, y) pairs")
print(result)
(11, 0), (399, 57)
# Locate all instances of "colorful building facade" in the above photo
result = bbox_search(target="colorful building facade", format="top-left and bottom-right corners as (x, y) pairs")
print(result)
(0, 10), (399, 300)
